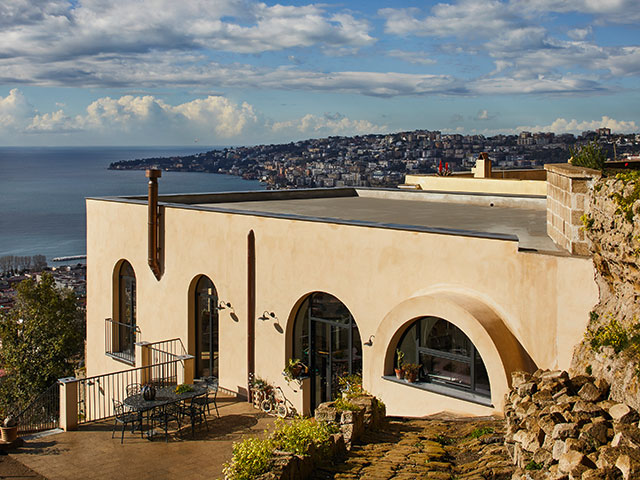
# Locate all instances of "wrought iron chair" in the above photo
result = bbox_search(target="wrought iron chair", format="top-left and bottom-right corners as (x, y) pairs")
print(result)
(192, 377), (219, 417)
(112, 399), (140, 444)
(150, 403), (181, 442)
(126, 383), (141, 397)
(181, 394), (209, 438)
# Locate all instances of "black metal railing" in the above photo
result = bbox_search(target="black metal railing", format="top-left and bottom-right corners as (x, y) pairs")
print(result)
(147, 338), (187, 364)
(15, 382), (60, 434)
(105, 318), (140, 365)
(77, 358), (181, 424)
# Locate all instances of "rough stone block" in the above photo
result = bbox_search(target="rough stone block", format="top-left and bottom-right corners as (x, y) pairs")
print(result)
(552, 423), (579, 440)
(558, 450), (595, 474)
(609, 404), (638, 424)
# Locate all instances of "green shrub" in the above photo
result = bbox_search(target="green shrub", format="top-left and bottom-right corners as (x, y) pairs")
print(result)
(222, 437), (274, 480)
(610, 170), (640, 222)
(469, 427), (494, 438)
(337, 373), (365, 398)
(580, 213), (594, 231)
(270, 417), (338, 458)
(585, 365), (592, 375)
(589, 316), (629, 353)
(333, 397), (361, 413)
(525, 460), (543, 470)
(434, 433), (454, 445)
(569, 141), (606, 171)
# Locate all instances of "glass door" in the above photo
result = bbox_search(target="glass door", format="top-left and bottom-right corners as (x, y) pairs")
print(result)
(195, 277), (218, 379)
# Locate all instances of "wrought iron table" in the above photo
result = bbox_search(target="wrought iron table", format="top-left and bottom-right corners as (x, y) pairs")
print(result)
(124, 384), (208, 440)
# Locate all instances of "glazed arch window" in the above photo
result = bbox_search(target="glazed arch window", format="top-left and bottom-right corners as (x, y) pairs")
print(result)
(106, 260), (138, 364)
(395, 316), (490, 398)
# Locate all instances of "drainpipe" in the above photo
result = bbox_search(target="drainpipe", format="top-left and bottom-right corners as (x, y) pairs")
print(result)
(146, 169), (162, 280)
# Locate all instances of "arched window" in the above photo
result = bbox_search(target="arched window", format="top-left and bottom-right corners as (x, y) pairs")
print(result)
(195, 276), (218, 379)
(293, 292), (362, 412)
(396, 317), (490, 397)
(108, 260), (137, 364)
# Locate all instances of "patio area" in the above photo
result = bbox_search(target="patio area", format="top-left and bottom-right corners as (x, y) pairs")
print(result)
(6, 393), (275, 480)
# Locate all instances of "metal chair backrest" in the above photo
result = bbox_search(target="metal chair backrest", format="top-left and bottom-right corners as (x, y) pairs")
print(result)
(126, 383), (141, 397)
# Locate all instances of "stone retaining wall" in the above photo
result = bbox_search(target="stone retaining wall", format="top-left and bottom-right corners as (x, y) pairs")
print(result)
(260, 395), (385, 480)
(506, 369), (640, 479)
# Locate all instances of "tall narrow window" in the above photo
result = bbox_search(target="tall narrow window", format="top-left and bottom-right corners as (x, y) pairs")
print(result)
(107, 261), (137, 364)
(195, 276), (219, 379)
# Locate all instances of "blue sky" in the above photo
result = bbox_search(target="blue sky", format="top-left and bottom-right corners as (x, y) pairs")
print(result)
(0, 0), (638, 146)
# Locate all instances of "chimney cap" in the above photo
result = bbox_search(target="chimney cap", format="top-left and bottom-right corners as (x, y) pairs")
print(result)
(146, 169), (162, 179)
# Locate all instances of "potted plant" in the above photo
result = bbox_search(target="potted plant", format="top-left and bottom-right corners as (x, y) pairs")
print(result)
(403, 363), (420, 383)
(282, 358), (308, 385)
(1, 415), (18, 443)
(395, 349), (405, 379)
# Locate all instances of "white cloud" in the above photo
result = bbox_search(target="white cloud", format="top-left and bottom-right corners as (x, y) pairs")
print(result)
(567, 27), (592, 40)
(380, 1), (517, 39)
(271, 113), (386, 136)
(0, 89), (385, 143)
(510, 0), (640, 23)
(475, 109), (491, 120)
(0, 88), (34, 129)
(517, 116), (639, 134)
(387, 50), (436, 65)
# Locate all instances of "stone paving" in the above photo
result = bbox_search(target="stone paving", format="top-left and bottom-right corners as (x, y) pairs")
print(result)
(312, 413), (514, 480)
(4, 394), (275, 480)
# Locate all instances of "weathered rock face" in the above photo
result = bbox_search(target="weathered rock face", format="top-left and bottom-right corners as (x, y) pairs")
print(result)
(506, 369), (640, 480)
(570, 173), (640, 410)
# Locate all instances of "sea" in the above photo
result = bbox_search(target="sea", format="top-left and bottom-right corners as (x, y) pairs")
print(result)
(0, 146), (263, 262)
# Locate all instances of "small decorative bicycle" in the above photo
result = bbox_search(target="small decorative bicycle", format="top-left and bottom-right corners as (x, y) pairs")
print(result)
(260, 386), (296, 418)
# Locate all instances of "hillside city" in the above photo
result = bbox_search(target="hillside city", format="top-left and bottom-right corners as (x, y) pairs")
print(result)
(109, 128), (640, 189)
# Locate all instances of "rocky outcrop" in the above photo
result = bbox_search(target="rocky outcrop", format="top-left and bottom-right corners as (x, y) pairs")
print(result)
(570, 172), (640, 410)
(506, 369), (640, 479)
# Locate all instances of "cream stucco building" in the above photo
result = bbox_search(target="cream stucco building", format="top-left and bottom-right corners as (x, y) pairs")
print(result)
(85, 164), (598, 418)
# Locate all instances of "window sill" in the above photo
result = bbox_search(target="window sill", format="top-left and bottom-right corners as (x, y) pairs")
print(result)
(381, 375), (493, 407)
(106, 351), (135, 366)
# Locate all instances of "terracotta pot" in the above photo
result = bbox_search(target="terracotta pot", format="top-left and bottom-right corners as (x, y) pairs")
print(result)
(1, 426), (18, 443)
(405, 372), (417, 383)
(394, 368), (404, 380)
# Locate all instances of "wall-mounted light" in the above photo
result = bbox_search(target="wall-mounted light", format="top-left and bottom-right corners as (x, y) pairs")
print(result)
(259, 311), (276, 321)
(364, 335), (375, 347)
(217, 301), (232, 310)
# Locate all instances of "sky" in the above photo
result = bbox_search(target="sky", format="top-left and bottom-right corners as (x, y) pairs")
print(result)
(0, 0), (639, 146)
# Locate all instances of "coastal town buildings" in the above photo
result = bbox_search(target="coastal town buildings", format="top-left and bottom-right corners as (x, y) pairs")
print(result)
(84, 161), (599, 417)
(110, 129), (639, 190)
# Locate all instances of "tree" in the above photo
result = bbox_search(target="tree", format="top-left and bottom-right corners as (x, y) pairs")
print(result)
(569, 141), (606, 171)
(0, 273), (84, 412)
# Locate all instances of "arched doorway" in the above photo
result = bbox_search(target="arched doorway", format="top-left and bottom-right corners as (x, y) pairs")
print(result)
(292, 292), (362, 412)
(194, 276), (219, 379)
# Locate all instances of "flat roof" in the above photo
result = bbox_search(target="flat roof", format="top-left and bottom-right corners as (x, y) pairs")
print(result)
(95, 187), (563, 254)
(192, 189), (560, 253)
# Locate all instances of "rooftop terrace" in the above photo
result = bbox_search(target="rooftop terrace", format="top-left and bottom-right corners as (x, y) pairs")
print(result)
(104, 187), (563, 254)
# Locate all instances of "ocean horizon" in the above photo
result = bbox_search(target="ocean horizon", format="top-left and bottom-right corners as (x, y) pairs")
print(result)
(0, 146), (263, 261)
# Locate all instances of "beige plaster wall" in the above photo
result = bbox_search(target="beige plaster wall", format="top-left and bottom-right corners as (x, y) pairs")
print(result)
(86, 198), (597, 417)
(404, 174), (547, 196)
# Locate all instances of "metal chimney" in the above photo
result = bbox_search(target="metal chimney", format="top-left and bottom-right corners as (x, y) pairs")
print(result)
(146, 169), (162, 280)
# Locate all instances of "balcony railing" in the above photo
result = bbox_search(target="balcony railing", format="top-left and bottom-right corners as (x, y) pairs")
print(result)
(75, 358), (181, 424)
(14, 382), (60, 434)
(105, 318), (140, 365)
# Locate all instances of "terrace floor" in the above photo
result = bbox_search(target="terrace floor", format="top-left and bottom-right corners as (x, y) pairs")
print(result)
(4, 394), (275, 480)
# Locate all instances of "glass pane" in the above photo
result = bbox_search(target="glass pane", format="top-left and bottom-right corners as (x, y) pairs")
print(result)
(118, 261), (136, 355)
(397, 322), (418, 365)
(310, 292), (351, 324)
(420, 352), (471, 389)
(474, 350), (490, 396)
(196, 276), (218, 378)
(293, 297), (310, 365)
(423, 318), (471, 357)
